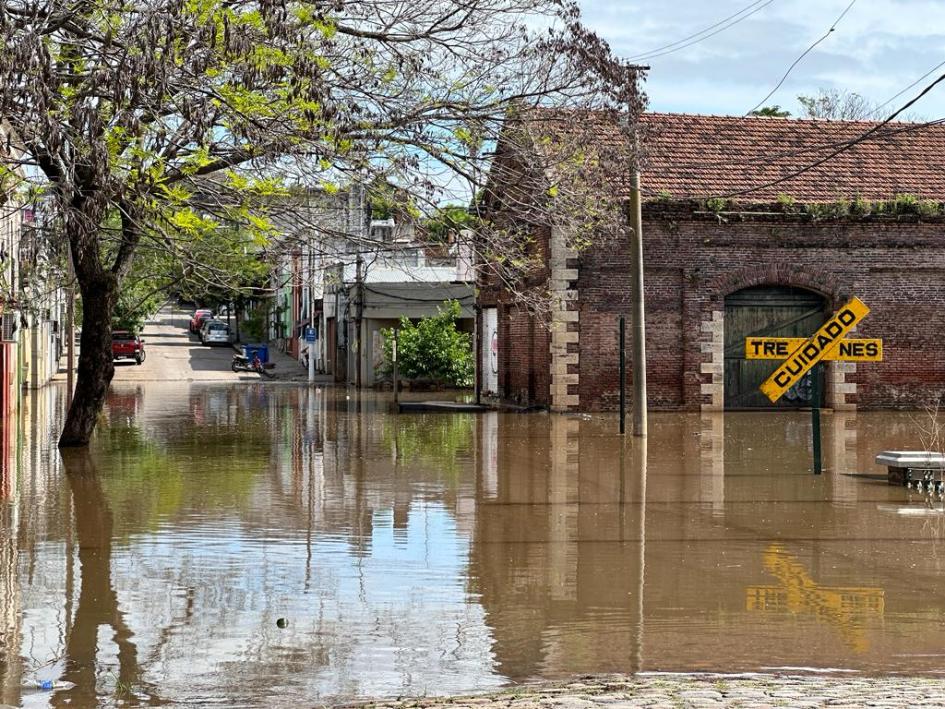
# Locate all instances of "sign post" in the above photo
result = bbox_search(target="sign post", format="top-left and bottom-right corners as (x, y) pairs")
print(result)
(811, 363), (823, 474)
(305, 325), (316, 384)
(745, 297), (881, 475)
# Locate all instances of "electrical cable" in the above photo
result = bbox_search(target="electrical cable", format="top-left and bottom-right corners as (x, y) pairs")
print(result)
(363, 284), (473, 303)
(869, 57), (945, 118)
(723, 71), (945, 197)
(626, 0), (777, 61)
(746, 0), (857, 116)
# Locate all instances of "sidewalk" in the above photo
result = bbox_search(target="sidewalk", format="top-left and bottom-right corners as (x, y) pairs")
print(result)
(352, 674), (945, 709)
(232, 341), (335, 384)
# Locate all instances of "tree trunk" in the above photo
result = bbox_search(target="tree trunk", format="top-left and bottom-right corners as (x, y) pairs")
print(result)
(58, 277), (119, 447)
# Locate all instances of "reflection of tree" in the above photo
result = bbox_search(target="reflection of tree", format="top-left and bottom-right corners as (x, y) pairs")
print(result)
(383, 413), (474, 477)
(94, 419), (268, 536)
(56, 450), (162, 705)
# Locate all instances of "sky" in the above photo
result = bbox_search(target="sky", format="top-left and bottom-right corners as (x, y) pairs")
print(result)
(580, 0), (945, 119)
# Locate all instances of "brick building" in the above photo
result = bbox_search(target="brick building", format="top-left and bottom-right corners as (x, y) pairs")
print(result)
(478, 112), (945, 411)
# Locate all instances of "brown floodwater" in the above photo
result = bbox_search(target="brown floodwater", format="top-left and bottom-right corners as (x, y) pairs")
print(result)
(2, 384), (945, 706)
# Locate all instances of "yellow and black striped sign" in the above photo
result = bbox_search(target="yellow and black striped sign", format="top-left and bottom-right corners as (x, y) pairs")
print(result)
(746, 337), (882, 362)
(759, 297), (871, 403)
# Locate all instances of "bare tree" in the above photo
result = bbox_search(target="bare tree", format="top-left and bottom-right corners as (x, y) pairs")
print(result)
(797, 89), (877, 120)
(0, 0), (644, 446)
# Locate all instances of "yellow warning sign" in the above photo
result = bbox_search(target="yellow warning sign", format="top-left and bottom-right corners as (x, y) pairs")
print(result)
(746, 337), (882, 362)
(760, 297), (870, 403)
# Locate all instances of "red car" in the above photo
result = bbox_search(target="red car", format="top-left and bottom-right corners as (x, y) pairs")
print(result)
(112, 331), (146, 365)
(189, 309), (213, 333)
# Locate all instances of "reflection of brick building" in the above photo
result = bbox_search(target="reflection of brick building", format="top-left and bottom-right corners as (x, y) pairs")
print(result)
(480, 112), (945, 411)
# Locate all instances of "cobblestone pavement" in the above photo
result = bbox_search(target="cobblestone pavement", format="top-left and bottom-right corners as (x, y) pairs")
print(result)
(349, 674), (945, 709)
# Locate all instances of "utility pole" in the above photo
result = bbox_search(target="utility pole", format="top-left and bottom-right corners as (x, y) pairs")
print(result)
(308, 243), (315, 384)
(392, 329), (399, 406)
(627, 167), (647, 437)
(355, 253), (363, 389)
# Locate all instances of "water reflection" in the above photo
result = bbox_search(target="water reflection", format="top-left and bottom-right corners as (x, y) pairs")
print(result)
(57, 450), (154, 706)
(3, 388), (945, 705)
(747, 543), (884, 654)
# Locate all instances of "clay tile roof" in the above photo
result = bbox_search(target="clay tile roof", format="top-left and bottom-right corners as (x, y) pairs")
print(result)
(640, 113), (945, 202)
(528, 111), (945, 203)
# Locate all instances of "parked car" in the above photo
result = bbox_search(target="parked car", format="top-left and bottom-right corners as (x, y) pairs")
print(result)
(112, 331), (146, 364)
(189, 309), (213, 333)
(200, 319), (232, 345)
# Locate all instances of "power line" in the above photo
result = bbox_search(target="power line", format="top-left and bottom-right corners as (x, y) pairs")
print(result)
(627, 0), (778, 62)
(363, 284), (473, 303)
(746, 0), (857, 115)
(869, 57), (945, 118)
(723, 71), (945, 198)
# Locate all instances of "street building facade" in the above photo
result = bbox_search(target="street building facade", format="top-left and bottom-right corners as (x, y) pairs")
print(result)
(18, 204), (67, 392)
(326, 211), (474, 387)
(266, 183), (475, 386)
(480, 112), (945, 412)
(0, 198), (20, 419)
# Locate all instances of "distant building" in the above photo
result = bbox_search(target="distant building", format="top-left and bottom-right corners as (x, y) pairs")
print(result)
(17, 203), (67, 391)
(326, 203), (474, 387)
(267, 183), (475, 386)
(480, 111), (945, 411)
(0, 185), (22, 416)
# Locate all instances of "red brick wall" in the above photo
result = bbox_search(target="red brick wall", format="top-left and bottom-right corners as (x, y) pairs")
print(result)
(578, 206), (945, 410)
(488, 204), (945, 411)
(479, 222), (552, 407)
(500, 305), (550, 407)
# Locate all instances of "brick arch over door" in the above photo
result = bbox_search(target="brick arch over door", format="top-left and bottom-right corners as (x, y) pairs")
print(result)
(697, 267), (856, 411)
(707, 265), (846, 308)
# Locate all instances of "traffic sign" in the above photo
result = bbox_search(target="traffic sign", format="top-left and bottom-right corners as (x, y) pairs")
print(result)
(760, 296), (870, 403)
(304, 326), (316, 343)
(746, 336), (882, 362)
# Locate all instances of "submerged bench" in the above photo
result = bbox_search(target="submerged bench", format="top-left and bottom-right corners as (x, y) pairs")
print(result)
(875, 451), (945, 486)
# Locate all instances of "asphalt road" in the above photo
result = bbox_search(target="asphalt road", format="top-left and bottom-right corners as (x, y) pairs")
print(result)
(111, 305), (256, 383)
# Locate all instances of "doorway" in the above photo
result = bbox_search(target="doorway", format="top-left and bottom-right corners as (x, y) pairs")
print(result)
(724, 286), (826, 409)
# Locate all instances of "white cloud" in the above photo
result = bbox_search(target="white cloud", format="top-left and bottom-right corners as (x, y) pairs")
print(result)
(580, 0), (945, 118)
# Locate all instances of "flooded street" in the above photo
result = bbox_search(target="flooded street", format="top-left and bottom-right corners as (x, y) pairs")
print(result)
(3, 383), (945, 706)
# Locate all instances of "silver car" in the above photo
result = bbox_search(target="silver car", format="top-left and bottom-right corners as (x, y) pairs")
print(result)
(200, 320), (231, 345)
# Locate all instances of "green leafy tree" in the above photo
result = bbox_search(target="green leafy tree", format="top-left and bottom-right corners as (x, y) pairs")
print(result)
(0, 0), (642, 446)
(749, 105), (791, 118)
(381, 300), (473, 387)
(423, 204), (477, 242)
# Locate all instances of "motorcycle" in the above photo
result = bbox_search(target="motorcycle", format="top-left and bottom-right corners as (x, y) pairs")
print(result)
(231, 354), (276, 378)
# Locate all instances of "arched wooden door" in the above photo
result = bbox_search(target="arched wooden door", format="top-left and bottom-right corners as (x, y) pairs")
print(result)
(724, 286), (826, 409)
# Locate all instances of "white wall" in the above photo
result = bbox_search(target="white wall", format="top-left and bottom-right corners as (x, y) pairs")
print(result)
(481, 307), (498, 396)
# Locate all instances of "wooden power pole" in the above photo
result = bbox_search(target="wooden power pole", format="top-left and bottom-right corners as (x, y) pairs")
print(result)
(627, 169), (647, 437)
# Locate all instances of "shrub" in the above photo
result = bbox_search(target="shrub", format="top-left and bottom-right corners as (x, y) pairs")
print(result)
(776, 193), (797, 212)
(381, 300), (473, 387)
(705, 197), (728, 213)
(850, 195), (871, 216)
(241, 306), (268, 342)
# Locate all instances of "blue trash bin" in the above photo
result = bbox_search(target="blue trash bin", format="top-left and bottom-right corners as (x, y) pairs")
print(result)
(242, 343), (269, 364)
